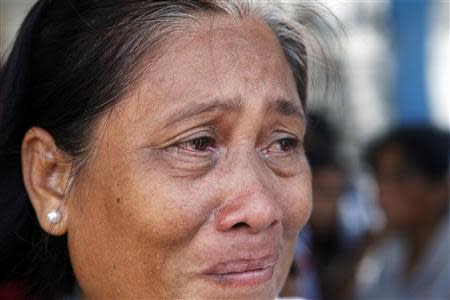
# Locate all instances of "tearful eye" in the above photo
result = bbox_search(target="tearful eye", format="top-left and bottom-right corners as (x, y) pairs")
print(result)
(278, 138), (299, 151)
(178, 137), (216, 152)
(264, 137), (299, 154)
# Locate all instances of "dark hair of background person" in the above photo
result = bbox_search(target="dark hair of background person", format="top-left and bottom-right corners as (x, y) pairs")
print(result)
(0, 1), (337, 298)
(305, 111), (343, 172)
(366, 125), (450, 183)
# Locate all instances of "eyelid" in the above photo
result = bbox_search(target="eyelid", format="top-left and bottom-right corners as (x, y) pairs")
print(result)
(175, 136), (217, 153)
(176, 133), (218, 150)
(159, 126), (218, 148)
(265, 131), (300, 145)
(167, 128), (220, 158)
(260, 131), (302, 156)
(176, 130), (217, 145)
(270, 137), (299, 150)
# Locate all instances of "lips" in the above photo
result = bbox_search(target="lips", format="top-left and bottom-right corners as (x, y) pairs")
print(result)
(199, 254), (278, 287)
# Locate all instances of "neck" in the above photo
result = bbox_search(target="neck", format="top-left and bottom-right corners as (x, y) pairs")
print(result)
(403, 216), (442, 277)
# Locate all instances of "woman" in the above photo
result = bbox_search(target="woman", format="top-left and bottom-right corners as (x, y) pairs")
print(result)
(0, 1), (328, 299)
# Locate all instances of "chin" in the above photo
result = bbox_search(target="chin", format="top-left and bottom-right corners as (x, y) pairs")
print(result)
(190, 281), (279, 300)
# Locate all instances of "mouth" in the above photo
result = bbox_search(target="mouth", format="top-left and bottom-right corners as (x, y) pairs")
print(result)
(199, 254), (278, 287)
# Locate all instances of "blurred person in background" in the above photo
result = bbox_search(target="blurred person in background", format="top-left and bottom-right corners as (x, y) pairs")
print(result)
(354, 125), (450, 300)
(282, 113), (366, 300)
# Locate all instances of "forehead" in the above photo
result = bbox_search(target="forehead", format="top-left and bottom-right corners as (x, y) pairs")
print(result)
(376, 144), (406, 166)
(119, 14), (300, 124)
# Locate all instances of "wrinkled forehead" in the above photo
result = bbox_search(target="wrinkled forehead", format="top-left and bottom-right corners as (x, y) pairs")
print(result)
(120, 14), (299, 117)
(153, 15), (289, 75)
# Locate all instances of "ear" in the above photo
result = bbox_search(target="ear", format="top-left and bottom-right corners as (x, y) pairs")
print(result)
(21, 127), (73, 236)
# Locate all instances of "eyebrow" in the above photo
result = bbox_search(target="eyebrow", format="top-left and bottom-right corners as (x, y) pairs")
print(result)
(163, 98), (242, 128)
(270, 98), (305, 119)
(162, 96), (304, 128)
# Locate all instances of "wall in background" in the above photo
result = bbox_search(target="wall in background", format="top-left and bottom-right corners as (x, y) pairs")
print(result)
(0, 0), (36, 57)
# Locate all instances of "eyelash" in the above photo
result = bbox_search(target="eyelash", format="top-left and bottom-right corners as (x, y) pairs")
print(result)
(174, 136), (300, 156)
(262, 137), (300, 156)
(176, 136), (217, 153)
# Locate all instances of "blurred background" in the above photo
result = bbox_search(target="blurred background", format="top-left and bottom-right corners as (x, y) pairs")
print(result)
(1, 0), (449, 299)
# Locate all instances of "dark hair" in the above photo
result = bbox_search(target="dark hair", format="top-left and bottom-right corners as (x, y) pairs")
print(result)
(366, 125), (450, 182)
(0, 0), (328, 298)
(305, 112), (343, 172)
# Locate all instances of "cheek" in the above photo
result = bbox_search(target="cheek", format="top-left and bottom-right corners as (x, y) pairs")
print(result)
(66, 156), (220, 297)
(274, 176), (311, 293)
(280, 170), (312, 236)
(121, 175), (219, 246)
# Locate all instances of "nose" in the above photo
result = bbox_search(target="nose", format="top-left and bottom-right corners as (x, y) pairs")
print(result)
(215, 189), (282, 233)
(214, 156), (282, 234)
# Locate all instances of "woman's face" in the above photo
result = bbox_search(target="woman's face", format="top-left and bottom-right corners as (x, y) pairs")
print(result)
(66, 15), (311, 299)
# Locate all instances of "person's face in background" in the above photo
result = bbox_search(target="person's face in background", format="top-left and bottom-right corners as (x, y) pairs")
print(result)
(64, 15), (312, 299)
(309, 166), (346, 235)
(374, 144), (447, 231)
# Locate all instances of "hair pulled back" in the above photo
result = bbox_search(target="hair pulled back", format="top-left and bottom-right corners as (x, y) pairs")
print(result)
(0, 1), (327, 298)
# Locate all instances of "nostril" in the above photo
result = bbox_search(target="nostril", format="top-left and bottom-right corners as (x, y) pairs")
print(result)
(232, 222), (249, 230)
(231, 220), (279, 231)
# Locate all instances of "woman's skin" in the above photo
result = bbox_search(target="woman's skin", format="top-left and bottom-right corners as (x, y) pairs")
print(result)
(22, 14), (312, 299)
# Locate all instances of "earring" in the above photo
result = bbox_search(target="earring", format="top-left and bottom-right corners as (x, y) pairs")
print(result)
(47, 209), (62, 224)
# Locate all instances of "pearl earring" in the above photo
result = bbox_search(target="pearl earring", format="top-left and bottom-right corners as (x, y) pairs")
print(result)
(47, 209), (62, 224)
